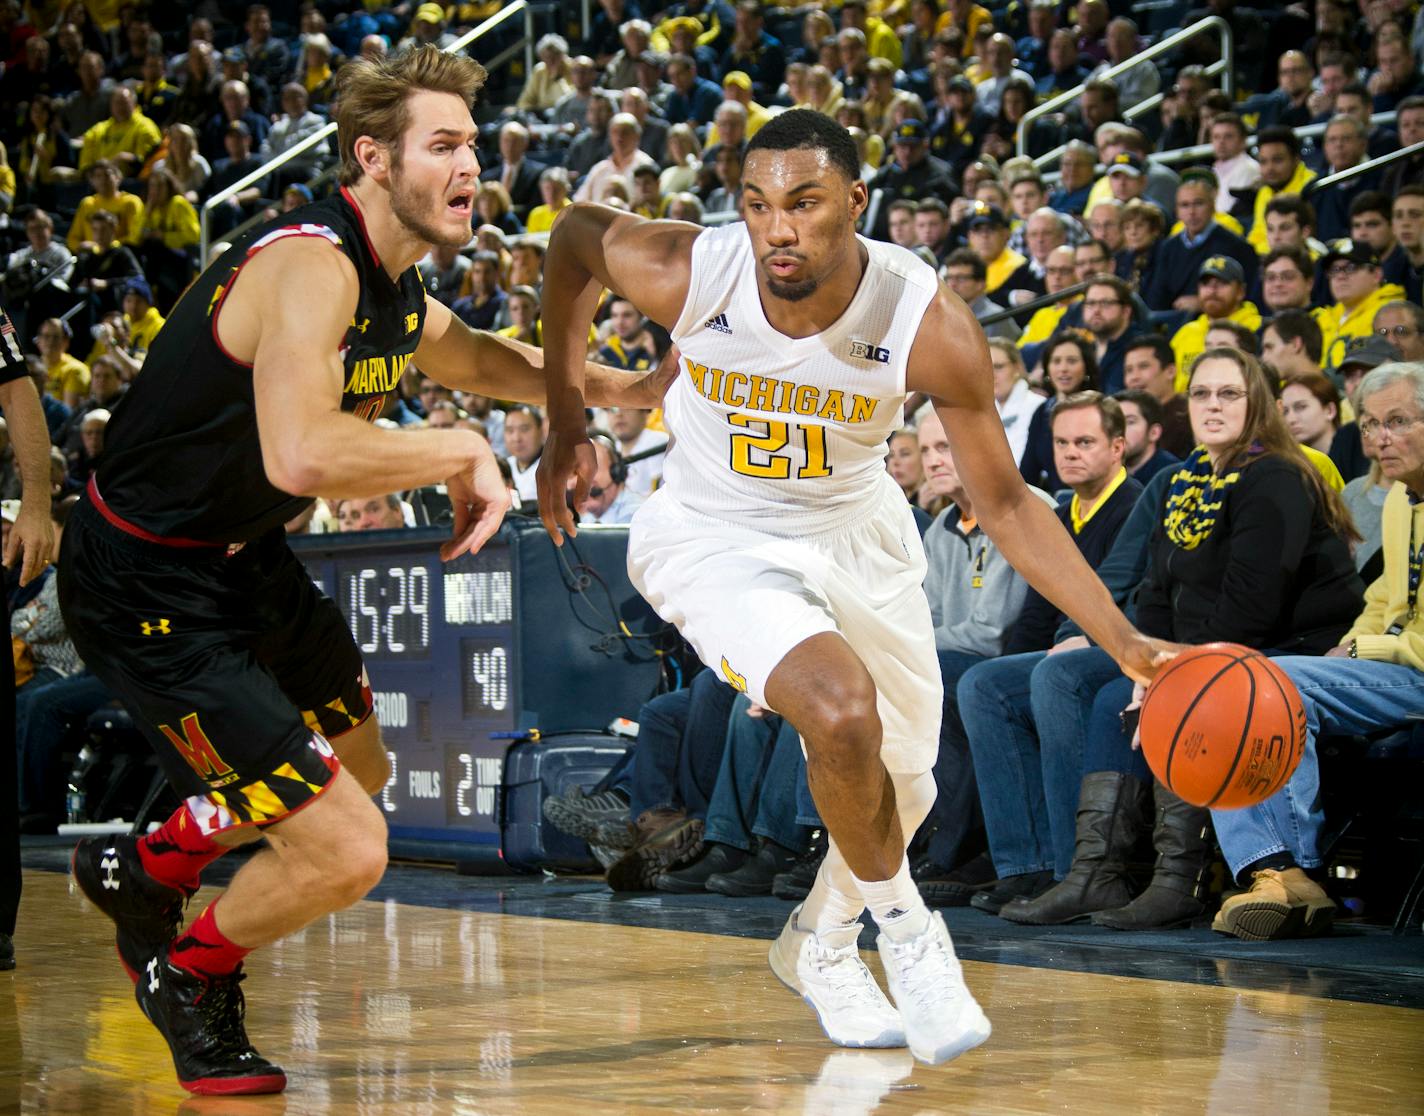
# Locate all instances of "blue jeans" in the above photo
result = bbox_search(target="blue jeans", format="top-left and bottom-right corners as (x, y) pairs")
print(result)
(1032, 647), (1131, 875)
(14, 667), (65, 814)
(1079, 674), (1153, 782)
(628, 670), (738, 819)
(1211, 656), (1424, 878)
(924, 649), (988, 870)
(704, 698), (810, 852)
(960, 652), (1052, 877)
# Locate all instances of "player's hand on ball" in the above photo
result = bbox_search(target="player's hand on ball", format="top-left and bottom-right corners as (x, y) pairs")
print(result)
(1115, 632), (1184, 687)
(537, 423), (596, 546)
(440, 444), (507, 562)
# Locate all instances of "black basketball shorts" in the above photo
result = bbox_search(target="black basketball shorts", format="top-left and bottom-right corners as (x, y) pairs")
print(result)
(57, 497), (373, 835)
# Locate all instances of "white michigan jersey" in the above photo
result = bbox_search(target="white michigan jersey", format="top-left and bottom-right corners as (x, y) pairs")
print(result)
(660, 222), (939, 536)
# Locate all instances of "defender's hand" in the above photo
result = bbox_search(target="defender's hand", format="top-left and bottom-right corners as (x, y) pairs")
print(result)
(537, 424), (595, 546)
(630, 345), (681, 408)
(440, 446), (507, 562)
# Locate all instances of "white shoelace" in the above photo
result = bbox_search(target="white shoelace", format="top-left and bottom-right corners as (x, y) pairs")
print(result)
(884, 928), (967, 1011)
(810, 941), (891, 1009)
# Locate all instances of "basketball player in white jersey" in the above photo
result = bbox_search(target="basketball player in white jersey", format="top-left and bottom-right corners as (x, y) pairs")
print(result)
(537, 111), (1174, 1065)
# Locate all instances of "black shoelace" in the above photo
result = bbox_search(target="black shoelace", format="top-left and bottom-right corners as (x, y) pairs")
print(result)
(198, 969), (258, 1057)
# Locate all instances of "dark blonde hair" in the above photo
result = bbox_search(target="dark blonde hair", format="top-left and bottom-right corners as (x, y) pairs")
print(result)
(334, 45), (487, 186)
(1187, 347), (1359, 542)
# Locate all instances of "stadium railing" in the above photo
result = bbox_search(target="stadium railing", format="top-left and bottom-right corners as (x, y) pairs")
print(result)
(1020, 15), (1235, 164)
(199, 1), (535, 261)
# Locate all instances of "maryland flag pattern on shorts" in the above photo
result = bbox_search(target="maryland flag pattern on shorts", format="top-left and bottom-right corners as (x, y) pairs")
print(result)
(187, 735), (340, 835)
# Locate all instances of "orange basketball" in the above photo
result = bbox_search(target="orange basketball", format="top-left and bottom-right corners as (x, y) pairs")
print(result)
(1138, 643), (1307, 810)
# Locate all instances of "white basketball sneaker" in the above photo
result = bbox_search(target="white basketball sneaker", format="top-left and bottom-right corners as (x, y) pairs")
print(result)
(769, 905), (906, 1048)
(876, 909), (991, 1065)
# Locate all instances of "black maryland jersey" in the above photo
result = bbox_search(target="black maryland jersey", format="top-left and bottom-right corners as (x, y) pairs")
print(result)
(94, 187), (427, 542)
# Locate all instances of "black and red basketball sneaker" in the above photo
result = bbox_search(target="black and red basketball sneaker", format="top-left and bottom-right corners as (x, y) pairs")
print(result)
(72, 835), (191, 982)
(135, 952), (287, 1095)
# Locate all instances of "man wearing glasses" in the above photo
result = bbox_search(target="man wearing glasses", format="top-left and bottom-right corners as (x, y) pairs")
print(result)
(1209, 361), (1424, 941)
(1080, 275), (1141, 394)
(1373, 302), (1424, 363)
(1316, 241), (1406, 372)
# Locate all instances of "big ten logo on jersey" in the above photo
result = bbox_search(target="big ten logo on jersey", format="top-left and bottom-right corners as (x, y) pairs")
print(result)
(849, 340), (891, 364)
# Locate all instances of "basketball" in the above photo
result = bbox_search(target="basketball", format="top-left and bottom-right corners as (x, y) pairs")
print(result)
(1139, 643), (1307, 810)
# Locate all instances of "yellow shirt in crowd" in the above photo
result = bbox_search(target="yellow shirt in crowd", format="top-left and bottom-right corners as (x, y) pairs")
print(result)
(68, 192), (146, 249)
(141, 195), (201, 251)
(1171, 301), (1263, 388)
(1316, 283), (1407, 371)
(78, 111), (162, 172)
(45, 353), (90, 403)
(126, 305), (166, 356)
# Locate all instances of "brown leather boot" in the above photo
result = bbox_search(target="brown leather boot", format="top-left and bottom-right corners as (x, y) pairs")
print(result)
(1092, 782), (1212, 930)
(999, 772), (1151, 925)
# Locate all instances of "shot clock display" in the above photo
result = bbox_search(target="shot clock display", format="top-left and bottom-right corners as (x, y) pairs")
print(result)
(290, 520), (661, 858)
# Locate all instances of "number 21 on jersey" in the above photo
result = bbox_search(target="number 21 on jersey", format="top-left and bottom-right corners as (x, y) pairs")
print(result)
(728, 412), (832, 479)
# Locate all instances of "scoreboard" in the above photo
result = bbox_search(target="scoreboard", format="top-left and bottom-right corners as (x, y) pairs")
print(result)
(290, 519), (662, 856)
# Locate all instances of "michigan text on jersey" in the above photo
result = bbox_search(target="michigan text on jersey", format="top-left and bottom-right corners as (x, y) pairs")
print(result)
(683, 358), (881, 424)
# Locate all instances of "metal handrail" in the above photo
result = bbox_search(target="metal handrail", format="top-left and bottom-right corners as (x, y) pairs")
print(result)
(199, 1), (534, 260)
(1018, 15), (1234, 158)
(1305, 139), (1423, 194)
(978, 280), (1090, 328)
(1030, 58), (1227, 172)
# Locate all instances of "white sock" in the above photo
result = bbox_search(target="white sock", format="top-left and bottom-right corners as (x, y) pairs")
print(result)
(853, 857), (931, 942)
(800, 875), (865, 946)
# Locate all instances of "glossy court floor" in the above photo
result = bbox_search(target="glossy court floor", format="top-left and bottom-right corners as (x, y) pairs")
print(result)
(4, 853), (1424, 1116)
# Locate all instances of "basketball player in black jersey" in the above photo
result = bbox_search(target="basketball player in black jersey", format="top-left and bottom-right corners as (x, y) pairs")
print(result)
(60, 48), (668, 1096)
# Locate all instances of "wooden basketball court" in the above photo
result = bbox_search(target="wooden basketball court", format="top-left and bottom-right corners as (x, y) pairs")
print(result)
(5, 861), (1423, 1115)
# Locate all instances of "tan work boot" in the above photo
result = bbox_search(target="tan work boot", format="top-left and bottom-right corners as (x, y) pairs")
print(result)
(1212, 868), (1336, 941)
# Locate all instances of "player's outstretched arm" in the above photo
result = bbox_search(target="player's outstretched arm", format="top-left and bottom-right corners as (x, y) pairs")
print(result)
(234, 240), (502, 550)
(537, 203), (700, 544)
(415, 296), (677, 410)
(906, 286), (1176, 685)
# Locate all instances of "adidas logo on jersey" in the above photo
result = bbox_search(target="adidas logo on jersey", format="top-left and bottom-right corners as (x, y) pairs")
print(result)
(705, 313), (733, 334)
(849, 340), (891, 364)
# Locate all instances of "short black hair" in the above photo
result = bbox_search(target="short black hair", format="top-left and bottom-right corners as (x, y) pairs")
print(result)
(1256, 125), (1300, 157)
(1349, 190), (1391, 221)
(1113, 388), (1164, 428)
(1124, 332), (1174, 370)
(1266, 308), (1324, 364)
(943, 248), (986, 280)
(743, 108), (861, 183)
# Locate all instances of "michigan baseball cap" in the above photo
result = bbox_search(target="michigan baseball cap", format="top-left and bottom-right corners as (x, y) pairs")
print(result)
(1106, 152), (1145, 177)
(1198, 255), (1245, 283)
(1322, 239), (1381, 268)
(967, 201), (1010, 230)
(892, 119), (928, 143)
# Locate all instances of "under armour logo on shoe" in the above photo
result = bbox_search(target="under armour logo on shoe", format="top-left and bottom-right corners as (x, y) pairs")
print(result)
(101, 851), (120, 890)
(146, 957), (160, 994)
(704, 312), (732, 334)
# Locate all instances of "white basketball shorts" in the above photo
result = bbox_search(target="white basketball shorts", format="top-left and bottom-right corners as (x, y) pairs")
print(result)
(627, 479), (942, 774)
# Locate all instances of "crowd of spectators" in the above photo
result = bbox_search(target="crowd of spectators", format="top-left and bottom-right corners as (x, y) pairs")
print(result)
(1, 2), (1421, 931)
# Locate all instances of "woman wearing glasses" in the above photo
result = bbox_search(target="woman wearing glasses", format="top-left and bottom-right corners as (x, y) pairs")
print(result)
(997, 348), (1365, 932)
